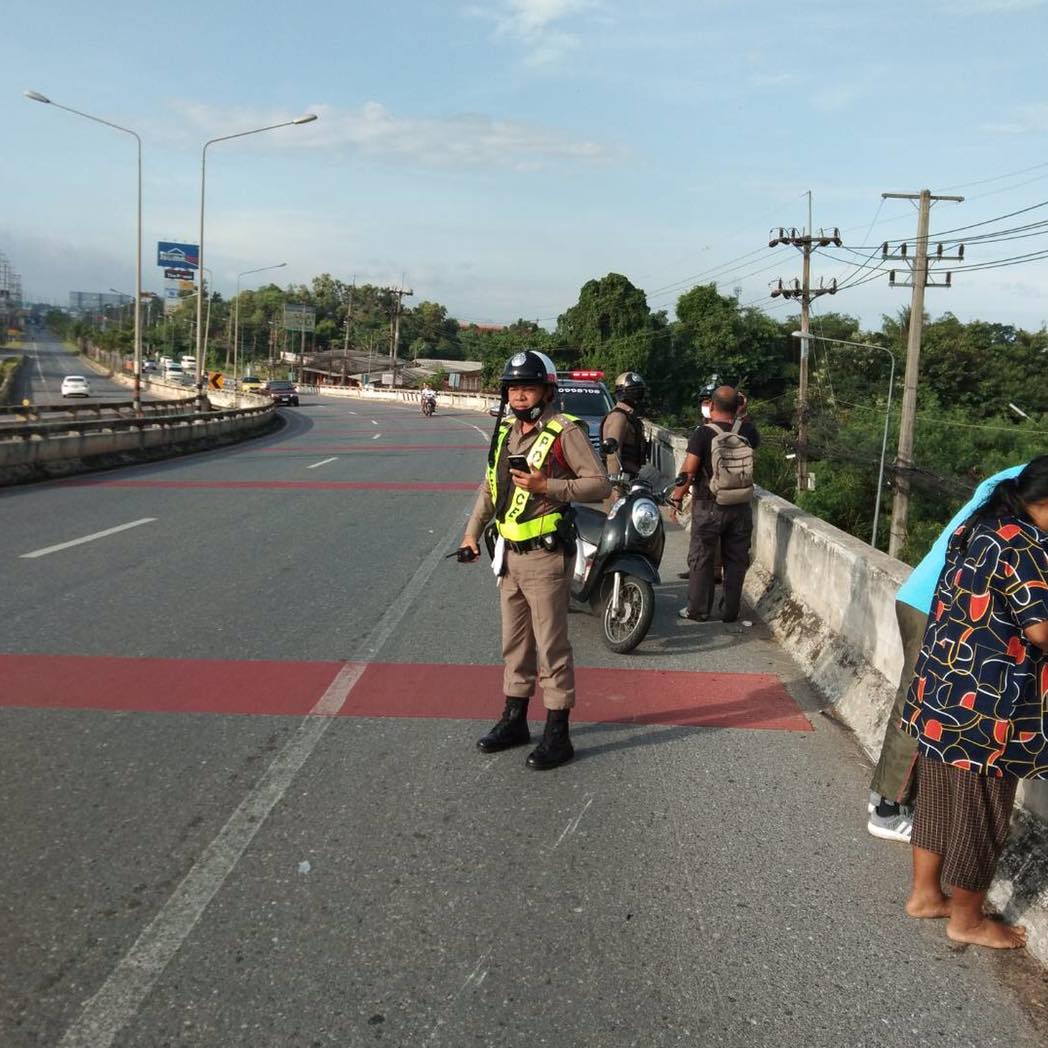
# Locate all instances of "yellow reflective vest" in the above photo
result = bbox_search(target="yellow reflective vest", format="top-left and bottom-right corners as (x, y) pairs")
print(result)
(486, 415), (579, 542)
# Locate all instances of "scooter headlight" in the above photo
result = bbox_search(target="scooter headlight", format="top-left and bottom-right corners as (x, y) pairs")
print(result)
(630, 498), (660, 538)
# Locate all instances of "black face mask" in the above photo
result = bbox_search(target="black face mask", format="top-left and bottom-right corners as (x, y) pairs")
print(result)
(511, 403), (544, 422)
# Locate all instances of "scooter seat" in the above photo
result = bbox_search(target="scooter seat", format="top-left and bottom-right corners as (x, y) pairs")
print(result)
(574, 504), (606, 546)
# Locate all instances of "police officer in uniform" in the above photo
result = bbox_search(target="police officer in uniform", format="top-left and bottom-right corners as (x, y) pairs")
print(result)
(601, 371), (649, 497)
(458, 351), (611, 769)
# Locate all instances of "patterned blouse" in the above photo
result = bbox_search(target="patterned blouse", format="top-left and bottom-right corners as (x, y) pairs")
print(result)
(902, 515), (1048, 779)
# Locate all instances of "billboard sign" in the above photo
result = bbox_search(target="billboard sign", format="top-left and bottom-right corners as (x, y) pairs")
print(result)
(157, 242), (199, 269)
(164, 268), (195, 281)
(284, 303), (315, 332)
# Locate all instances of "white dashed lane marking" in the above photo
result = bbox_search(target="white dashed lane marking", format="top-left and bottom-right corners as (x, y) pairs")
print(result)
(19, 519), (157, 559)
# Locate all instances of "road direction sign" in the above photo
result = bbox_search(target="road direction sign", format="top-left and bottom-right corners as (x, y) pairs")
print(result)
(283, 304), (315, 332)
(209, 371), (224, 390)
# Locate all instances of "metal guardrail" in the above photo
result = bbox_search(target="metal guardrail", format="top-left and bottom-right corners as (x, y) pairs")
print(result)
(0, 397), (196, 427)
(0, 402), (272, 442)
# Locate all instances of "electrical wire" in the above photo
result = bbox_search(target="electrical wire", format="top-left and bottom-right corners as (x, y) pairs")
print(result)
(940, 158), (1048, 193)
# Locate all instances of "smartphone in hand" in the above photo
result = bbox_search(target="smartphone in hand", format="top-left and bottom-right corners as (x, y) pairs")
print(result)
(508, 455), (531, 474)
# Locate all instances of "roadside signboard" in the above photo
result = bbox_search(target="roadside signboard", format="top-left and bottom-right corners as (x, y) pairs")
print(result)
(208, 371), (224, 390)
(164, 268), (195, 281)
(157, 242), (199, 269)
(283, 304), (315, 332)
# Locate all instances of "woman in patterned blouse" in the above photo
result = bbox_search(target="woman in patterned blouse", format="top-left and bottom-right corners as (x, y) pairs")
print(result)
(902, 456), (1048, 949)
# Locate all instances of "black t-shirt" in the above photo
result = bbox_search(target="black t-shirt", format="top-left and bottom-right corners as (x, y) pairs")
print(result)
(685, 418), (760, 500)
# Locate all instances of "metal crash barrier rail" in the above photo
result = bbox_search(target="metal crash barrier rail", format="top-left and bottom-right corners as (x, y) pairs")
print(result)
(0, 396), (198, 427)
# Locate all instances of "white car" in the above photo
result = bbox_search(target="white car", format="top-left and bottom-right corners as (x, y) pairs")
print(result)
(61, 375), (91, 398)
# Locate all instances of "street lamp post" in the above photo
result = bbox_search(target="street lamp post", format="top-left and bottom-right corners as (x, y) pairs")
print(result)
(195, 114), (317, 409)
(25, 90), (144, 412)
(200, 265), (214, 379)
(791, 331), (896, 549)
(235, 262), (286, 396)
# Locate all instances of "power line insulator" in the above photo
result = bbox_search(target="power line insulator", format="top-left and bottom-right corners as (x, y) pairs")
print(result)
(881, 241), (889, 258)
(889, 270), (897, 286)
(958, 244), (965, 260)
(900, 243), (908, 258)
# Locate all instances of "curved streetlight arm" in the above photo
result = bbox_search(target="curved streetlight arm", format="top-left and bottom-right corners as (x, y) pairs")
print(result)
(26, 90), (143, 410)
(195, 115), (317, 402)
(790, 331), (896, 548)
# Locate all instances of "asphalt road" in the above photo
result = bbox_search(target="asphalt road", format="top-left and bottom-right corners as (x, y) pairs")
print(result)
(1, 394), (1044, 1048)
(9, 332), (168, 407)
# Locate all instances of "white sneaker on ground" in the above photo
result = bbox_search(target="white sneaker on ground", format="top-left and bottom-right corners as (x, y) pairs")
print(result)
(867, 808), (913, 843)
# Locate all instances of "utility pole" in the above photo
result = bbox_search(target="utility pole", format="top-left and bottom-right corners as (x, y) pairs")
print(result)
(342, 277), (354, 386)
(383, 285), (413, 386)
(881, 189), (965, 558)
(769, 193), (842, 492)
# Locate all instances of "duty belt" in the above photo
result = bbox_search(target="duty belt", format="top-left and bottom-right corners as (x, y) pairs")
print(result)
(503, 534), (562, 554)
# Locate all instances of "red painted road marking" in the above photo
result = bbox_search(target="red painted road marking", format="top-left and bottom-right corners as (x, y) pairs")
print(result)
(349, 663), (811, 731)
(0, 654), (341, 716)
(256, 444), (485, 453)
(0, 655), (811, 731)
(62, 480), (479, 491)
(311, 428), (481, 436)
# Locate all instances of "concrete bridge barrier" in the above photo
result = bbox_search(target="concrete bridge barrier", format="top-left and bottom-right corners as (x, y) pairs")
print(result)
(644, 420), (1048, 962)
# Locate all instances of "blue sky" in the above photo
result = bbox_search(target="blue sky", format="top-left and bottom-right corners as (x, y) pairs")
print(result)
(4, 0), (1048, 330)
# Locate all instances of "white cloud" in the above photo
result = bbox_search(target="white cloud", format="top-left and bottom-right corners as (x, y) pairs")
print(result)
(937, 0), (1045, 12)
(810, 85), (862, 113)
(468, 0), (600, 65)
(984, 102), (1048, 133)
(168, 100), (623, 171)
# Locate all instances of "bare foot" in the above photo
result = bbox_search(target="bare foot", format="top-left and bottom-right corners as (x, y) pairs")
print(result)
(906, 891), (952, 919)
(946, 917), (1027, 949)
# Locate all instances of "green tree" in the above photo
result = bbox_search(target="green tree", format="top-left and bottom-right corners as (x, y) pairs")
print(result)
(557, 273), (664, 378)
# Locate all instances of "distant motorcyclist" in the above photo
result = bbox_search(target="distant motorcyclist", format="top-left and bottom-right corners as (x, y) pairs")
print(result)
(601, 371), (649, 498)
(420, 383), (437, 415)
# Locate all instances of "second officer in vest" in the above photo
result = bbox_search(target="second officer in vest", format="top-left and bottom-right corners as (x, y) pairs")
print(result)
(601, 371), (649, 497)
(459, 351), (611, 769)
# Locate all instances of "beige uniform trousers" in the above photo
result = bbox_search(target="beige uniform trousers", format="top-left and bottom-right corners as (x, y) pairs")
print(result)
(500, 547), (575, 710)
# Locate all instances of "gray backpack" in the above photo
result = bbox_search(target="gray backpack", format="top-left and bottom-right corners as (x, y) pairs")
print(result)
(705, 419), (754, 505)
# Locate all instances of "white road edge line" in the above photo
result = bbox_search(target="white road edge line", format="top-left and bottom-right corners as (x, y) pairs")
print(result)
(56, 512), (468, 1048)
(306, 456), (338, 470)
(372, 433), (381, 440)
(370, 419), (378, 425)
(20, 519), (157, 559)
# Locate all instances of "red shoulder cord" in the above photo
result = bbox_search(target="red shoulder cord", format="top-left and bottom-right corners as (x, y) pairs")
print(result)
(546, 434), (569, 474)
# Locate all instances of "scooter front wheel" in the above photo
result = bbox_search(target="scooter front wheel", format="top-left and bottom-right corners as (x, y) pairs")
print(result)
(601, 573), (655, 653)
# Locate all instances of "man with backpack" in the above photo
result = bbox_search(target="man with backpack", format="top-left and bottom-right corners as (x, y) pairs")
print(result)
(670, 385), (759, 623)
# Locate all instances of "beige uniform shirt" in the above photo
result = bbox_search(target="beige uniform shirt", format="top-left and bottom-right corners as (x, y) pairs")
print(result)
(466, 405), (611, 542)
(601, 403), (636, 479)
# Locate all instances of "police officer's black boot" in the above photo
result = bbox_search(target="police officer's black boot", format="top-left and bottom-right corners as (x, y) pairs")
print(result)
(526, 708), (574, 770)
(476, 697), (531, 753)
